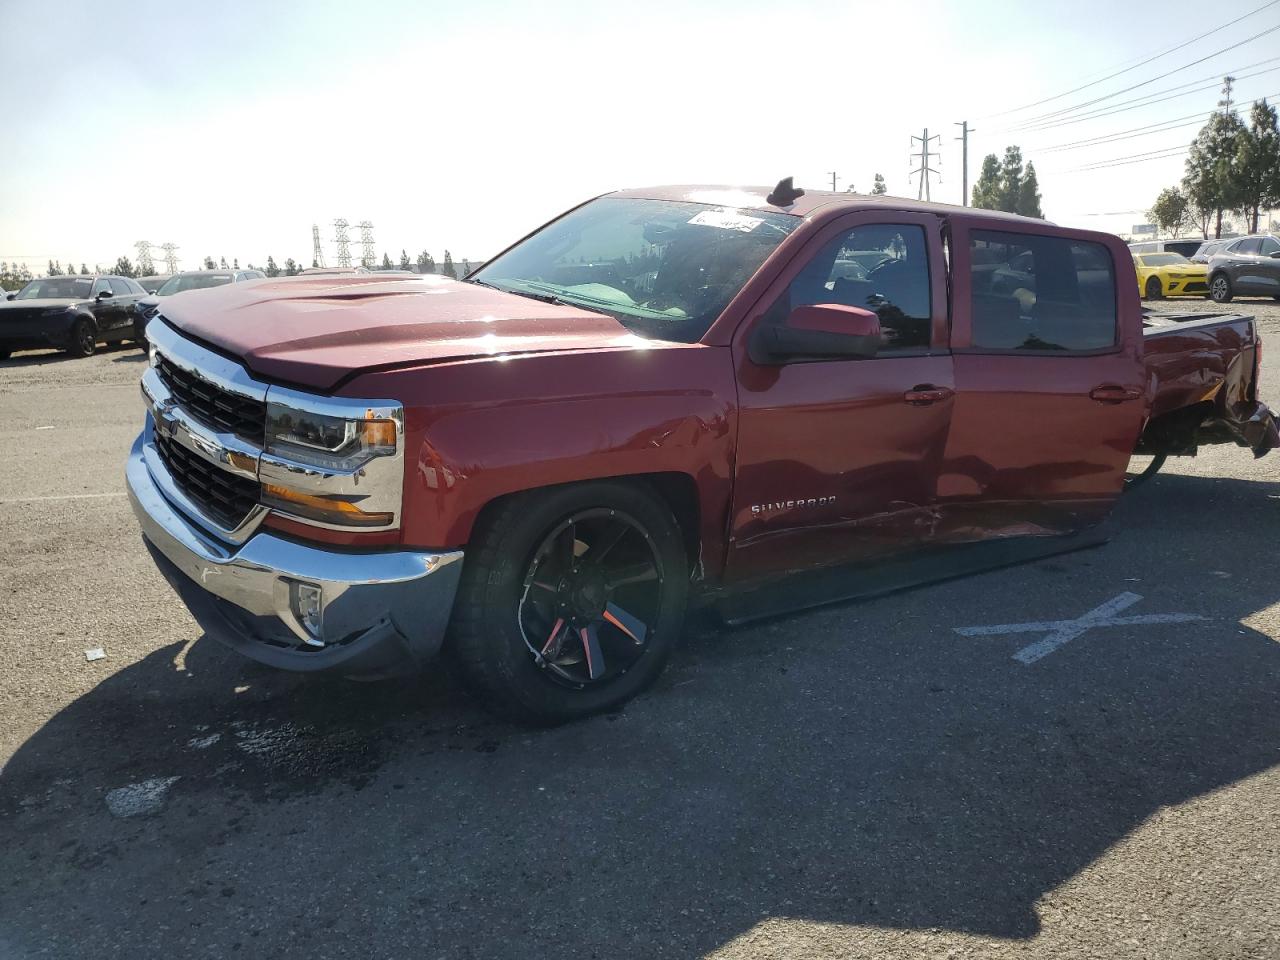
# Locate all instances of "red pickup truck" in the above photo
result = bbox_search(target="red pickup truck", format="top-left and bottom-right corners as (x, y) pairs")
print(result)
(127, 182), (1278, 722)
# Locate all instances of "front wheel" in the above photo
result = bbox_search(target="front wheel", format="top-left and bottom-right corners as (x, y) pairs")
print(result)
(1209, 274), (1233, 303)
(446, 481), (689, 724)
(65, 318), (96, 357)
(1145, 276), (1163, 300)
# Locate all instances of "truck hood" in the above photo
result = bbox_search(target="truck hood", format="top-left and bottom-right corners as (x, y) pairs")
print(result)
(159, 274), (645, 391)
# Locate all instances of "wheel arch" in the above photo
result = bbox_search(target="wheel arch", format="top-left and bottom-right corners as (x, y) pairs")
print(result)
(468, 471), (710, 582)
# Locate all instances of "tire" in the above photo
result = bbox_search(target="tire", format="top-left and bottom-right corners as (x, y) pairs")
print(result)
(65, 318), (96, 357)
(446, 480), (689, 724)
(1124, 452), (1166, 490)
(132, 317), (147, 346)
(1144, 277), (1163, 300)
(1209, 273), (1233, 303)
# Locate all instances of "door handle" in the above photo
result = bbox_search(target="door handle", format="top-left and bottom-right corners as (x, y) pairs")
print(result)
(1089, 384), (1143, 403)
(903, 385), (955, 405)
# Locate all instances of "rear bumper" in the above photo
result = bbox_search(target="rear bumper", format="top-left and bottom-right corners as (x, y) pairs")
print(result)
(127, 432), (464, 678)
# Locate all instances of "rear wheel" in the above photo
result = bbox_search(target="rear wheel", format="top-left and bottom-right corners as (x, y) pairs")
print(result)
(446, 481), (689, 724)
(1124, 452), (1166, 489)
(65, 318), (96, 357)
(1145, 276), (1163, 300)
(1209, 274), (1233, 303)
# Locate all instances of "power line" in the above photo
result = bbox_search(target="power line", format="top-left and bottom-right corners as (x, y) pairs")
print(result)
(1010, 62), (1280, 134)
(1048, 145), (1191, 175)
(1007, 23), (1280, 130)
(986, 0), (1280, 118)
(1040, 113), (1211, 152)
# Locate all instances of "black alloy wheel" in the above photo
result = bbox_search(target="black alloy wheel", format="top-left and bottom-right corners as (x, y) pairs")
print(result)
(66, 318), (96, 358)
(1145, 276), (1163, 300)
(517, 508), (664, 688)
(446, 480), (688, 724)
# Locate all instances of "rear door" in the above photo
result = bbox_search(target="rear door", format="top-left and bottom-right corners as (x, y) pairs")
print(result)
(726, 211), (954, 581)
(936, 221), (1146, 540)
(1232, 235), (1280, 295)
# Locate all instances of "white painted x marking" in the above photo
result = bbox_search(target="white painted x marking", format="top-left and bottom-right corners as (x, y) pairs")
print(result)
(954, 591), (1209, 664)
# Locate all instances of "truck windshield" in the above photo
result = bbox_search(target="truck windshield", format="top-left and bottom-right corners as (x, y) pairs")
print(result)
(470, 197), (800, 342)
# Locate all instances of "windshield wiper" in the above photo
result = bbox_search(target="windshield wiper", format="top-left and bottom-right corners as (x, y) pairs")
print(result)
(471, 279), (570, 306)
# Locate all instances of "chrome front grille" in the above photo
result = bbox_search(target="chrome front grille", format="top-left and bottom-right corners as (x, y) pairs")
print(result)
(155, 352), (266, 445)
(154, 432), (260, 529)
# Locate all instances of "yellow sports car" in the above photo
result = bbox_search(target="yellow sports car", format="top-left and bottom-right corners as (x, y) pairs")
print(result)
(1134, 252), (1208, 299)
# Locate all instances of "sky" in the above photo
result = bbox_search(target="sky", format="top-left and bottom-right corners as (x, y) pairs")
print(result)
(2, 0), (1278, 275)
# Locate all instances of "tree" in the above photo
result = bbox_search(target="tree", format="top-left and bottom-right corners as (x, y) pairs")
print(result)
(971, 154), (1001, 209)
(203, 256), (217, 269)
(265, 256), (279, 278)
(113, 256), (135, 278)
(1017, 162), (1044, 218)
(284, 258), (299, 276)
(416, 250), (432, 273)
(48, 260), (62, 276)
(1148, 186), (1192, 238)
(462, 259), (473, 275)
(399, 249), (411, 270)
(233, 258), (240, 270)
(1235, 98), (1280, 234)
(996, 146), (1025, 213)
(80, 264), (89, 275)
(440, 250), (457, 279)
(871, 173), (887, 195)
(381, 252), (393, 270)
(1183, 82), (1248, 238)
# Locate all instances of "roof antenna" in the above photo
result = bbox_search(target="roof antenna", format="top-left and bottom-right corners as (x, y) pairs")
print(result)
(766, 176), (805, 207)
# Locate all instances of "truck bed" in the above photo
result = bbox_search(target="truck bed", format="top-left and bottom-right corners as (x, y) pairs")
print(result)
(1141, 310), (1277, 455)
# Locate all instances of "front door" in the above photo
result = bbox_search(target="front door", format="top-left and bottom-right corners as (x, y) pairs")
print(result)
(936, 221), (1147, 540)
(727, 212), (954, 582)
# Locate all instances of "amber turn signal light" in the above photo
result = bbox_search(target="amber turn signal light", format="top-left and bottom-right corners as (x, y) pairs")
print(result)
(262, 483), (394, 527)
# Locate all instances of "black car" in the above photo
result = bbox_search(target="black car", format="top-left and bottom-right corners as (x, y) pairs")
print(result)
(133, 269), (266, 338)
(0, 275), (148, 359)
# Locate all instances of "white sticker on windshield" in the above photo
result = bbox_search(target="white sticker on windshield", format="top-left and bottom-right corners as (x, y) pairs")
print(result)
(687, 209), (764, 233)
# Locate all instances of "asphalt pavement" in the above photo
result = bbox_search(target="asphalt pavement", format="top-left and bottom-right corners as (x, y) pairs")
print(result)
(1, 302), (1278, 959)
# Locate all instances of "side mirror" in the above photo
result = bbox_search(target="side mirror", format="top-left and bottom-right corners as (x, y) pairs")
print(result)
(751, 303), (882, 364)
(5, 292), (14, 301)
(96, 290), (112, 300)
(1270, 250), (1280, 259)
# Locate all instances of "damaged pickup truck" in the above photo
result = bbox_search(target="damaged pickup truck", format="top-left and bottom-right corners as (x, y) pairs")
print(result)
(126, 181), (1278, 722)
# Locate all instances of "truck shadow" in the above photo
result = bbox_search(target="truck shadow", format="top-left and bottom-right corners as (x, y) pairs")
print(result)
(1, 470), (1278, 957)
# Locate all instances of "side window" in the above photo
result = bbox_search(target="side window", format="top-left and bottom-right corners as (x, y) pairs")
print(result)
(784, 223), (932, 351)
(969, 230), (1117, 352)
(91, 278), (110, 296)
(1260, 236), (1280, 256)
(109, 277), (132, 296)
(1237, 237), (1262, 255)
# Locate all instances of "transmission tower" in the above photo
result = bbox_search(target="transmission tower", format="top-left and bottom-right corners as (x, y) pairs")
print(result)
(134, 240), (154, 275)
(160, 243), (180, 273)
(357, 221), (376, 268)
(311, 224), (325, 268)
(332, 219), (352, 268)
(910, 128), (942, 201)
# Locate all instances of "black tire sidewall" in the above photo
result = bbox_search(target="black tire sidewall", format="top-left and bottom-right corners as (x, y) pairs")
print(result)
(1145, 277), (1163, 300)
(449, 481), (688, 723)
(67, 318), (95, 357)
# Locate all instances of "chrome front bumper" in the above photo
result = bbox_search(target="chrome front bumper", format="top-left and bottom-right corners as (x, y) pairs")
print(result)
(127, 432), (464, 677)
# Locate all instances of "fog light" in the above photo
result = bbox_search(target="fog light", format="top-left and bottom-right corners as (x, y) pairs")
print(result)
(290, 581), (325, 646)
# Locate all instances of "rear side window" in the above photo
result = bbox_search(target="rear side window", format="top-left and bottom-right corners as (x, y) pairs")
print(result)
(968, 231), (1117, 352)
(1236, 237), (1262, 255)
(1261, 236), (1280, 256)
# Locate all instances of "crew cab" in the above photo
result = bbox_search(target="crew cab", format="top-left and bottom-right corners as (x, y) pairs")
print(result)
(127, 183), (1278, 723)
(1, 274), (148, 359)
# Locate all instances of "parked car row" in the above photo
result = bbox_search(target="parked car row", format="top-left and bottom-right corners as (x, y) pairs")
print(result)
(1130, 233), (1280, 303)
(0, 268), (265, 360)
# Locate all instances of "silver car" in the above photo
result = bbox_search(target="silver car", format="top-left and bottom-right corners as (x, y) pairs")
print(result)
(1206, 234), (1280, 302)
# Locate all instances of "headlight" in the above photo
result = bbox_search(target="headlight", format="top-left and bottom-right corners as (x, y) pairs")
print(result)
(265, 400), (397, 472)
